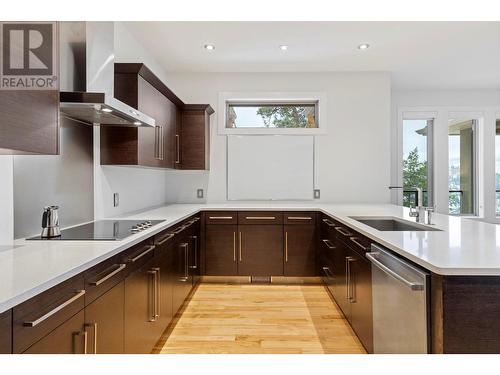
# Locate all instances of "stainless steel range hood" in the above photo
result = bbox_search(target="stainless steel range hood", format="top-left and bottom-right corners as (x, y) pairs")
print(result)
(59, 22), (155, 127)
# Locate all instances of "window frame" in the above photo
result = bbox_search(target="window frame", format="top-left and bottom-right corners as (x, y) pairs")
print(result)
(447, 116), (480, 216)
(218, 91), (327, 135)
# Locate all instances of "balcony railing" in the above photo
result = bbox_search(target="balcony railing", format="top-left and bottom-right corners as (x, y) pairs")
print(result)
(403, 189), (464, 206)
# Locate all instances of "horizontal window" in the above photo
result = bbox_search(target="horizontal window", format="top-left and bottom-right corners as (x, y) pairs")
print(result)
(226, 102), (318, 129)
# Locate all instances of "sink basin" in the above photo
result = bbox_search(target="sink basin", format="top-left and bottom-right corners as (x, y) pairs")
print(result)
(349, 217), (442, 232)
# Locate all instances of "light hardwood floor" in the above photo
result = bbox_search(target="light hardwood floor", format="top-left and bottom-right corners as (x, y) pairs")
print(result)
(156, 283), (366, 354)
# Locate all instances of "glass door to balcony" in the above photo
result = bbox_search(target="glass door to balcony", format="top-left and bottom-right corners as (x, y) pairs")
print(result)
(448, 119), (477, 215)
(402, 118), (433, 207)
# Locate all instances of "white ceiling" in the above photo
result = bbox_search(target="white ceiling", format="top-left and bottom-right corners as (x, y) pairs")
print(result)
(123, 21), (500, 90)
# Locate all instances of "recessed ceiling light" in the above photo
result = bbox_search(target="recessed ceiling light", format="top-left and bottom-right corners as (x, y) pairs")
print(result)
(133, 121), (141, 126)
(101, 108), (112, 113)
(204, 44), (215, 51)
(358, 43), (370, 50)
(280, 45), (288, 51)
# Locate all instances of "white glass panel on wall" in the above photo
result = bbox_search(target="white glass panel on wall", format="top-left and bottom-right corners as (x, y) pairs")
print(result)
(496, 120), (500, 215)
(227, 102), (318, 128)
(402, 119), (432, 207)
(448, 119), (476, 215)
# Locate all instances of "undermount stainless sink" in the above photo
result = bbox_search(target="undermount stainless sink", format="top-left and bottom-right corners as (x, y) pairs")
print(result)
(349, 217), (442, 232)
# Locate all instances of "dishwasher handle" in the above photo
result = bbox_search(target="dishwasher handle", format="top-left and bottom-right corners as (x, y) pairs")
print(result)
(366, 252), (424, 291)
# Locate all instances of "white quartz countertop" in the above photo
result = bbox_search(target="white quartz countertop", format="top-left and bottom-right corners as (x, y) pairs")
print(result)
(1, 202), (500, 313)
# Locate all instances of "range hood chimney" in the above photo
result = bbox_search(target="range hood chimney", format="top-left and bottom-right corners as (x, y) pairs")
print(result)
(59, 22), (155, 127)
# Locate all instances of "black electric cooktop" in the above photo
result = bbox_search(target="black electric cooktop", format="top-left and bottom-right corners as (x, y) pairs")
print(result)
(27, 220), (165, 241)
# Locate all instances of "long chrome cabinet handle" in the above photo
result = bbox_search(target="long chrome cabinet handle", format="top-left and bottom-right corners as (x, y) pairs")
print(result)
(154, 126), (159, 160)
(322, 218), (335, 227)
(152, 267), (161, 317)
(189, 235), (198, 269)
(159, 126), (164, 161)
(287, 216), (312, 220)
(366, 252), (424, 291)
(350, 237), (370, 251)
(233, 232), (236, 262)
(245, 216), (276, 220)
(346, 257), (355, 301)
(285, 232), (288, 262)
(84, 323), (98, 354)
(173, 225), (185, 234)
(184, 244), (189, 280)
(322, 266), (333, 278)
(239, 232), (242, 262)
(335, 226), (352, 237)
(208, 216), (233, 220)
(90, 264), (126, 286)
(322, 239), (335, 249)
(127, 245), (155, 263)
(147, 269), (157, 321)
(24, 290), (86, 327)
(157, 233), (174, 245)
(175, 134), (180, 164)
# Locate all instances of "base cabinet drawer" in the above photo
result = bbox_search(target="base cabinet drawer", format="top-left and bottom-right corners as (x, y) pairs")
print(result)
(0, 310), (12, 353)
(23, 310), (86, 354)
(13, 275), (85, 353)
(84, 281), (125, 354)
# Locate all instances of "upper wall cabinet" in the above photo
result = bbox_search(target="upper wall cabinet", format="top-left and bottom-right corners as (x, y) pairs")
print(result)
(178, 104), (213, 170)
(100, 63), (213, 170)
(0, 90), (59, 155)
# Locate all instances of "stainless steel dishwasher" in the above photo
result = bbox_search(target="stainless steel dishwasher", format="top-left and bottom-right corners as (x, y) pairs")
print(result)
(366, 244), (430, 354)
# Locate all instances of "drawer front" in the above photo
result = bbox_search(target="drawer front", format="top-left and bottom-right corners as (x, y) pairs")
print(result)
(347, 234), (372, 255)
(84, 253), (126, 306)
(122, 238), (156, 275)
(0, 310), (12, 353)
(331, 219), (372, 255)
(238, 211), (283, 225)
(13, 274), (85, 353)
(205, 211), (237, 225)
(284, 211), (316, 225)
(331, 219), (355, 243)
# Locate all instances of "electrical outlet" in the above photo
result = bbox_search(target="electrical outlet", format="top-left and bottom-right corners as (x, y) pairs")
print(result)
(314, 189), (320, 199)
(113, 192), (119, 207)
(197, 189), (204, 199)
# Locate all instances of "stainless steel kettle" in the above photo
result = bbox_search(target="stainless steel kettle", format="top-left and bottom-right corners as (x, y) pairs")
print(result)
(41, 205), (61, 238)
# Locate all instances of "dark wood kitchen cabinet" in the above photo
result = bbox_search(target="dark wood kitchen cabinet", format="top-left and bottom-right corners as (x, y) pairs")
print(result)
(23, 310), (86, 354)
(238, 225), (283, 276)
(84, 281), (125, 354)
(155, 232), (176, 332)
(0, 310), (12, 353)
(101, 64), (178, 168)
(172, 232), (192, 316)
(100, 63), (213, 170)
(317, 214), (374, 353)
(205, 224), (238, 276)
(176, 104), (213, 170)
(124, 257), (159, 354)
(283, 212), (316, 276)
(13, 274), (85, 354)
(0, 90), (59, 155)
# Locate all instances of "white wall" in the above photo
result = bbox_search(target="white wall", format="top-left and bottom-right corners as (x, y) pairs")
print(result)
(93, 23), (174, 218)
(391, 89), (500, 223)
(164, 72), (392, 204)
